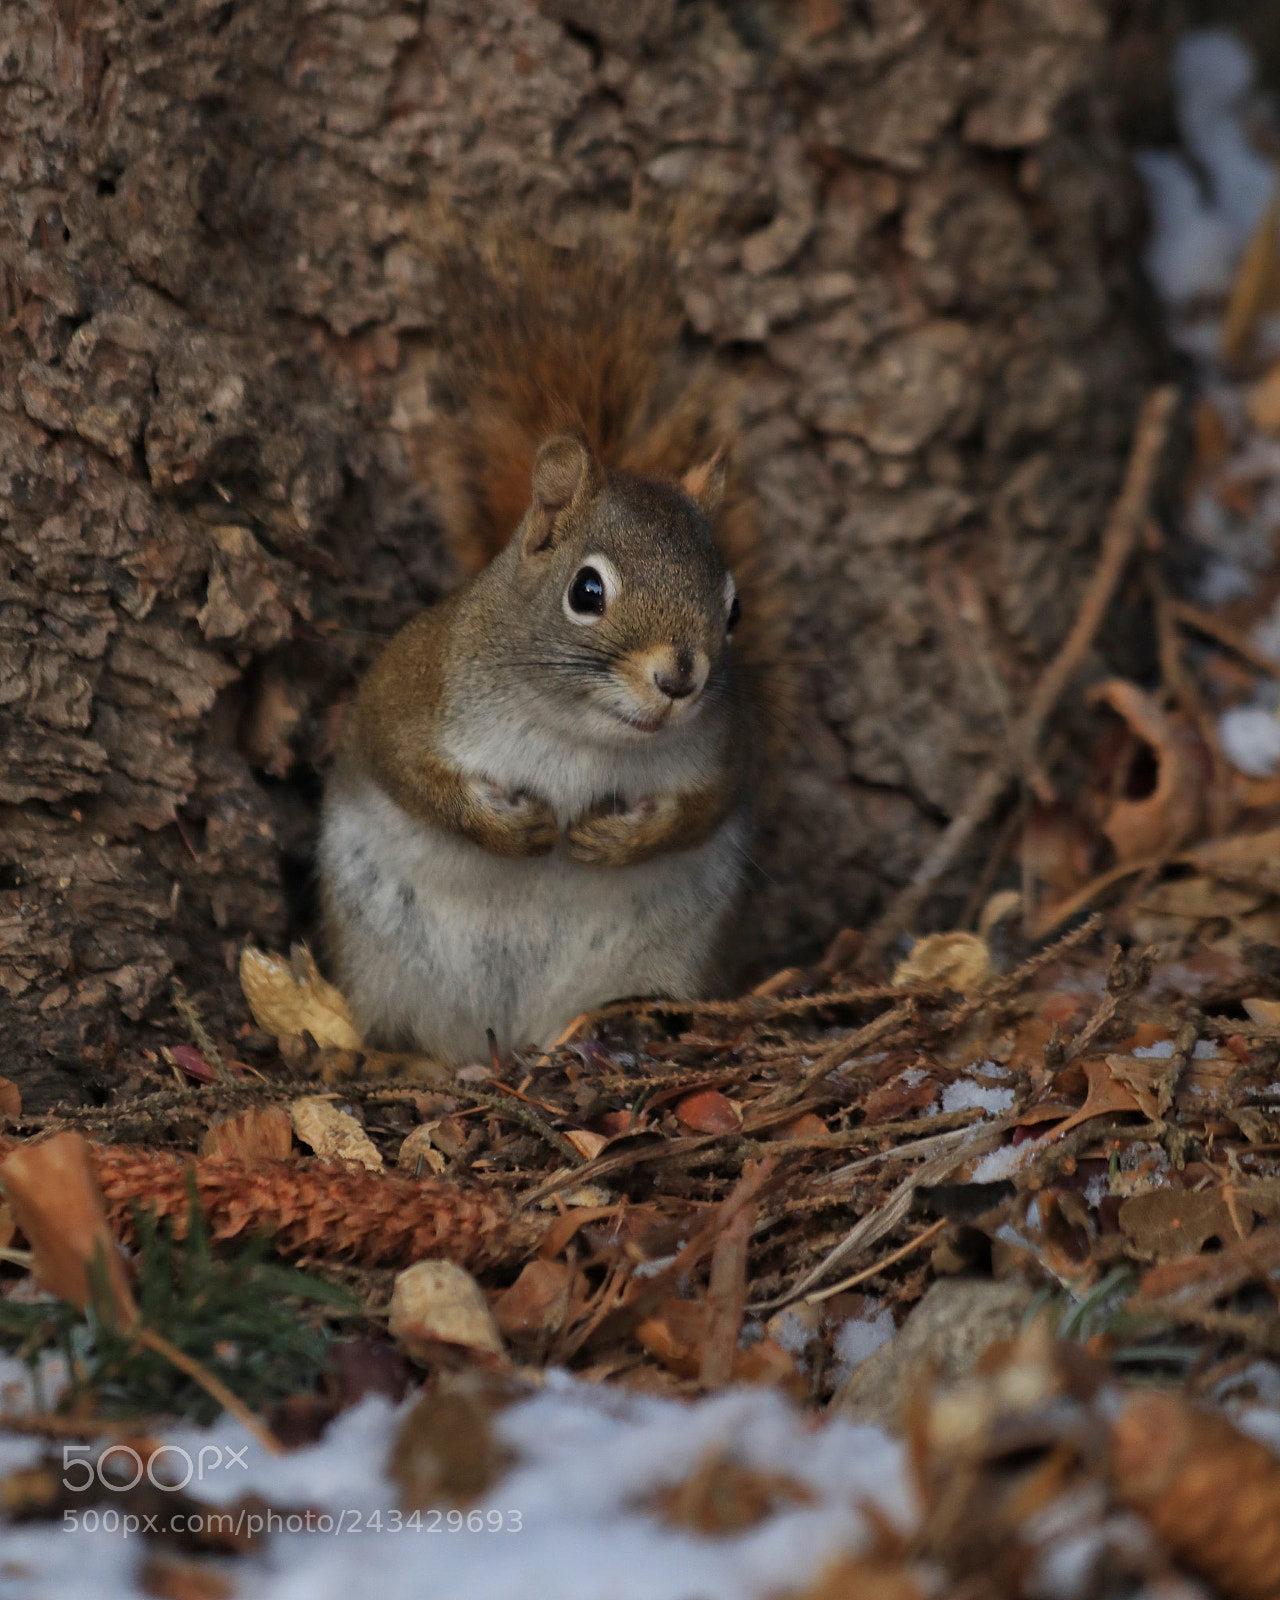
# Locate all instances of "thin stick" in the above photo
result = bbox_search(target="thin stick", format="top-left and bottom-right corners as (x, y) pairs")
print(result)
(136, 1326), (282, 1456)
(1172, 598), (1280, 680)
(802, 1217), (948, 1305)
(754, 1001), (916, 1113)
(749, 1118), (1009, 1311)
(863, 385), (1178, 959)
(170, 980), (233, 1084)
(450, 1084), (585, 1168)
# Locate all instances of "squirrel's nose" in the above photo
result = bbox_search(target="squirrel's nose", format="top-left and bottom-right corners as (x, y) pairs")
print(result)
(654, 649), (698, 701)
(654, 667), (696, 701)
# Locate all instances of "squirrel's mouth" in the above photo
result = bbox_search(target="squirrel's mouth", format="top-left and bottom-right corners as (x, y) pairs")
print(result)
(613, 708), (671, 735)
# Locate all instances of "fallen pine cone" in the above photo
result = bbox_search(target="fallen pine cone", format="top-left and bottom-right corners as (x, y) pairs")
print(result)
(1111, 1391), (1280, 1600)
(0, 1137), (546, 1271)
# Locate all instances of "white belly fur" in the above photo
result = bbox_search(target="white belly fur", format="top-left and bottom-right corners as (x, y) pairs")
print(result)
(319, 775), (747, 1062)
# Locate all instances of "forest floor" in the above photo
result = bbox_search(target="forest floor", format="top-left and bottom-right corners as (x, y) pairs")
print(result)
(7, 21), (1280, 1600)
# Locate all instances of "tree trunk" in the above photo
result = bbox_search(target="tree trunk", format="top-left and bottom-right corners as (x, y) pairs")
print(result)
(0, 0), (1152, 1110)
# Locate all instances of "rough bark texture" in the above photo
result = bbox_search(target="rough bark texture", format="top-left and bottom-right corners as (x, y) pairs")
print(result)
(0, 0), (1151, 1109)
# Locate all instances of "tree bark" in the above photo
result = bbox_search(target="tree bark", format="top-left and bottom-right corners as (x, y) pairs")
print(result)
(0, 0), (1151, 1109)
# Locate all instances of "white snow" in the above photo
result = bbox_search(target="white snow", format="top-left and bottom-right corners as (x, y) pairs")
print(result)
(832, 1303), (896, 1379)
(1132, 1040), (1177, 1059)
(940, 1081), (1015, 1116)
(0, 1380), (913, 1600)
(1219, 705), (1280, 776)
(969, 1139), (1039, 1184)
(1137, 30), (1278, 312)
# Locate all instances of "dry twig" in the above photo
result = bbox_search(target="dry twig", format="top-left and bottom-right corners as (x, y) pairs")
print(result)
(863, 385), (1178, 959)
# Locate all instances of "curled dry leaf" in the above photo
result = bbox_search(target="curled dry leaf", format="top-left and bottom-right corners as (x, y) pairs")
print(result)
(635, 1295), (799, 1389)
(397, 1124), (447, 1176)
(674, 1090), (742, 1134)
(1087, 681), (1208, 864)
(1243, 997), (1280, 1027)
(239, 944), (362, 1051)
(389, 1260), (506, 1365)
(562, 1129), (608, 1161)
(1111, 1391), (1280, 1600)
(0, 1132), (136, 1325)
(491, 1259), (574, 1339)
(892, 932), (992, 996)
(289, 1097), (383, 1171)
(200, 1106), (293, 1163)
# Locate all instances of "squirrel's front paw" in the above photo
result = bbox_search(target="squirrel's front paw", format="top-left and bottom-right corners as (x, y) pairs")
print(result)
(566, 797), (670, 867)
(468, 783), (559, 857)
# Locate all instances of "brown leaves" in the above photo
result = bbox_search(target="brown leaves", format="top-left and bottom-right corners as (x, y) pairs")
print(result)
(0, 1132), (136, 1326)
(239, 945), (362, 1051)
(289, 1097), (383, 1171)
(674, 1089), (741, 1134)
(1088, 680), (1209, 864)
(649, 1449), (815, 1535)
(389, 1261), (507, 1366)
(892, 932), (992, 996)
(1111, 1392), (1280, 1600)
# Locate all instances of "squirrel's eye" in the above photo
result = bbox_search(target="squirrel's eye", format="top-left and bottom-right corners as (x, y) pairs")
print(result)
(567, 566), (606, 617)
(727, 595), (742, 634)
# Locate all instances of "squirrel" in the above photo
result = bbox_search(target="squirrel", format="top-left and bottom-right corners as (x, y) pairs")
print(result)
(318, 233), (783, 1065)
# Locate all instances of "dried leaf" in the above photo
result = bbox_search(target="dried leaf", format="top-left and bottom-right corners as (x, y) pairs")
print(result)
(863, 1072), (939, 1124)
(289, 1097), (383, 1171)
(0, 1077), (20, 1120)
(635, 1295), (799, 1388)
(1036, 1057), (1140, 1141)
(200, 1106), (293, 1163)
(0, 1133), (136, 1324)
(649, 1448), (815, 1534)
(239, 944), (362, 1050)
(389, 1379), (518, 1510)
(388, 1260), (506, 1365)
(1112, 1391), (1280, 1600)
(1244, 996), (1280, 1027)
(492, 1260), (573, 1339)
(674, 1089), (742, 1134)
(562, 1129), (608, 1161)
(1221, 188), (1280, 362)
(397, 1124), (447, 1175)
(893, 932), (992, 996)
(1088, 681), (1208, 863)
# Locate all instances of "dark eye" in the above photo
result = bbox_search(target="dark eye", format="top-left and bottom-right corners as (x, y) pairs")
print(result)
(727, 595), (741, 633)
(568, 566), (606, 616)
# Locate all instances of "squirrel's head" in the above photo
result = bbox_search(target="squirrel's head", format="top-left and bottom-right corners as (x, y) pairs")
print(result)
(508, 433), (739, 740)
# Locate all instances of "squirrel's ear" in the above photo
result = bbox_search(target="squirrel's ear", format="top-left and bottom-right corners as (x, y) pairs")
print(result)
(681, 449), (728, 518)
(522, 433), (602, 555)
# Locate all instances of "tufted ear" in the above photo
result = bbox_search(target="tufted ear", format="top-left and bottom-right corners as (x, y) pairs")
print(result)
(681, 448), (728, 518)
(521, 433), (603, 555)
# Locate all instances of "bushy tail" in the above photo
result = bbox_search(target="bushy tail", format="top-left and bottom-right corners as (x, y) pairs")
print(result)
(409, 226), (789, 746)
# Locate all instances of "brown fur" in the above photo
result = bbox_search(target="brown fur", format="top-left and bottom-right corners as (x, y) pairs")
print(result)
(408, 229), (791, 755)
